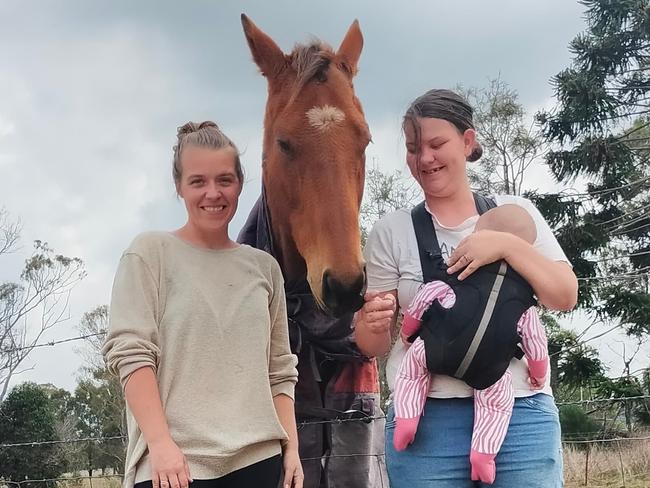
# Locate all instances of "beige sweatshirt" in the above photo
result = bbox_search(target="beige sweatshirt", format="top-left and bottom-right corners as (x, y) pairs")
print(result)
(102, 232), (298, 487)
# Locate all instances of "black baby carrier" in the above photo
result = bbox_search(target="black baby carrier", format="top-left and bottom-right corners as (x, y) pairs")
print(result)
(410, 194), (536, 390)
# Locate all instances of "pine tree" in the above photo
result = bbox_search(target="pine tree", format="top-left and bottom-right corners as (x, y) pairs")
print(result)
(535, 0), (650, 341)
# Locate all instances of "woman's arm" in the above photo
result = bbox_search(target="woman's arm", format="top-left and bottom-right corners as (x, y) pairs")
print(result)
(266, 260), (302, 487)
(103, 248), (190, 488)
(124, 367), (192, 488)
(503, 234), (577, 311)
(353, 291), (398, 357)
(124, 367), (170, 445)
(273, 394), (303, 488)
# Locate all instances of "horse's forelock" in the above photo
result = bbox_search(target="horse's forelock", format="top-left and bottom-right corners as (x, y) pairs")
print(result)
(290, 41), (334, 92)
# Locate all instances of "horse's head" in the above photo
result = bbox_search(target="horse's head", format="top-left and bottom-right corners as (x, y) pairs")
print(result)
(242, 15), (369, 317)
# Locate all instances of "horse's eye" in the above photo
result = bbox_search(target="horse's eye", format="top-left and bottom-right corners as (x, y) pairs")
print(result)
(277, 138), (292, 155)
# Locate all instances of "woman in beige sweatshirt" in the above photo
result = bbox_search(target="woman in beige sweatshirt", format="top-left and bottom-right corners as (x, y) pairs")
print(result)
(103, 122), (302, 488)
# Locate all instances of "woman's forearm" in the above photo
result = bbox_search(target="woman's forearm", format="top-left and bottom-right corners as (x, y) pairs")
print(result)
(354, 320), (393, 357)
(504, 235), (578, 311)
(124, 366), (172, 445)
(273, 394), (299, 451)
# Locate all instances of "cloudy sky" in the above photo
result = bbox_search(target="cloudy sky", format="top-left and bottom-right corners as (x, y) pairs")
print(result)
(2, 0), (644, 393)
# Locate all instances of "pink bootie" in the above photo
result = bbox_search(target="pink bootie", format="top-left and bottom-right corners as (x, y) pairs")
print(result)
(393, 417), (420, 451)
(470, 449), (496, 484)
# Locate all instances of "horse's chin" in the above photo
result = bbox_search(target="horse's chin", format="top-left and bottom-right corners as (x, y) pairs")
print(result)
(324, 293), (365, 318)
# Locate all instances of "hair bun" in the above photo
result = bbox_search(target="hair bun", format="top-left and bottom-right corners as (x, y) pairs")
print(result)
(176, 122), (200, 139)
(468, 142), (483, 162)
(176, 121), (221, 141)
(199, 121), (219, 130)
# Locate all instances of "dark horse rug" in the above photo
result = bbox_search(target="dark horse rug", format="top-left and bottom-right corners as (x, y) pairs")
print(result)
(238, 193), (387, 488)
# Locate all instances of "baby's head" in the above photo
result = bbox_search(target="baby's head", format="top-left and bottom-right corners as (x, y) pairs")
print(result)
(475, 204), (537, 244)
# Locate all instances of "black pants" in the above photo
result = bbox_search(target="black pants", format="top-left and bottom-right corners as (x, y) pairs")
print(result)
(134, 455), (282, 488)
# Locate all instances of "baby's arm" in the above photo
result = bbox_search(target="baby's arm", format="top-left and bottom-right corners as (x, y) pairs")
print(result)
(518, 307), (548, 389)
(401, 281), (455, 342)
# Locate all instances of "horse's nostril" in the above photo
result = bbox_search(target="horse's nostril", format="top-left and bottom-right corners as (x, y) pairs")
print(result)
(322, 270), (339, 305)
(323, 270), (335, 292)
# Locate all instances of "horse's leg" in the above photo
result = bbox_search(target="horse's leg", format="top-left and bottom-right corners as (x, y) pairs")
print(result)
(324, 362), (387, 488)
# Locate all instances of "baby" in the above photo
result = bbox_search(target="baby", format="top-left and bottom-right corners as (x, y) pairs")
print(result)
(393, 204), (548, 485)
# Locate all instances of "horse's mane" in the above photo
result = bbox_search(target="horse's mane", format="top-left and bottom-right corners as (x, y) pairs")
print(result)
(290, 40), (334, 94)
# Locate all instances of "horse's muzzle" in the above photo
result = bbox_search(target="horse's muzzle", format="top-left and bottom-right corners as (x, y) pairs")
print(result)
(322, 268), (366, 318)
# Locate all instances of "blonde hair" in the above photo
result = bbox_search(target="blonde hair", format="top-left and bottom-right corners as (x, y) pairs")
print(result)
(172, 121), (244, 187)
(475, 204), (537, 244)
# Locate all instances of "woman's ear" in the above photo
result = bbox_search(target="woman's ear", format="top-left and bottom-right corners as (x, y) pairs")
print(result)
(464, 129), (483, 162)
(463, 129), (477, 157)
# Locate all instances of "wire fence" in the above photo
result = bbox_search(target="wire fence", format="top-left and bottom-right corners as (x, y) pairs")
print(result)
(2, 394), (650, 486)
(1, 393), (648, 449)
(2, 432), (650, 488)
(556, 394), (650, 406)
(562, 434), (650, 445)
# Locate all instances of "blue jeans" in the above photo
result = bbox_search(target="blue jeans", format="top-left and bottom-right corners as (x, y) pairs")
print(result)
(385, 393), (563, 487)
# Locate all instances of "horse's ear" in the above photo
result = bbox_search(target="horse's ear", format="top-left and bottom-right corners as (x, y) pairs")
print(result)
(241, 14), (286, 78)
(336, 20), (363, 77)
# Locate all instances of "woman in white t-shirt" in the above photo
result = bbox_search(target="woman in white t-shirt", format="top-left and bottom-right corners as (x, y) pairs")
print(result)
(354, 89), (577, 487)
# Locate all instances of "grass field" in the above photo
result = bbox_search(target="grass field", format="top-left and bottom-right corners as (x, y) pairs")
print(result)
(564, 436), (650, 487)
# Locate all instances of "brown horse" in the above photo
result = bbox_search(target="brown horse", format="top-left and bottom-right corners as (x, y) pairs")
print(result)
(239, 16), (386, 488)
(241, 14), (370, 317)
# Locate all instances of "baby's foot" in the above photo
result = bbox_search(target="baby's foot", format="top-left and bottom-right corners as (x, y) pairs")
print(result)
(393, 417), (420, 451)
(470, 449), (496, 484)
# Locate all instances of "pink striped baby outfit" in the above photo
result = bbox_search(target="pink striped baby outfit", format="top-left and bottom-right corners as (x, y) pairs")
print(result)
(393, 280), (548, 484)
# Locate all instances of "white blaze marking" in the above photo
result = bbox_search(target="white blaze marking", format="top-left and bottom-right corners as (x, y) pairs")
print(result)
(306, 105), (346, 131)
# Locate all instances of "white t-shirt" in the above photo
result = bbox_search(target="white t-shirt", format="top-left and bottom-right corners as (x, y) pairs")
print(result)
(364, 194), (569, 399)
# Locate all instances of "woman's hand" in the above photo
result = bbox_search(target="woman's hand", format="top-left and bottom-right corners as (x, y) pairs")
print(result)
(148, 437), (192, 488)
(352, 291), (397, 357)
(281, 446), (304, 488)
(447, 230), (513, 280)
(272, 394), (302, 487)
(355, 292), (397, 335)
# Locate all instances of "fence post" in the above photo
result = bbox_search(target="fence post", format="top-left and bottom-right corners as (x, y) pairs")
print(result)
(584, 443), (590, 486)
(617, 440), (626, 488)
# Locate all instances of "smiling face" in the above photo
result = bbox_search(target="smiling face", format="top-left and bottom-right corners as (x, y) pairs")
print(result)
(404, 116), (476, 199)
(176, 145), (242, 239)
